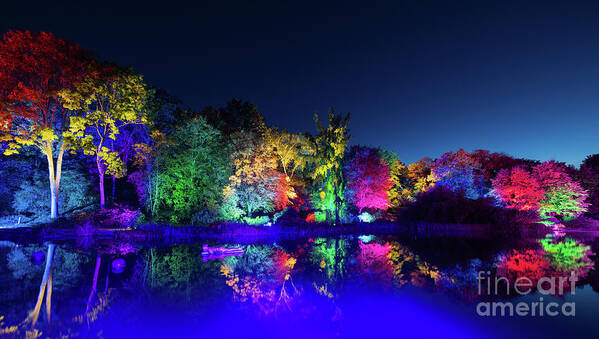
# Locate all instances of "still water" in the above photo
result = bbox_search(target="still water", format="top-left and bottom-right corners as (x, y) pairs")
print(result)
(1, 230), (598, 338)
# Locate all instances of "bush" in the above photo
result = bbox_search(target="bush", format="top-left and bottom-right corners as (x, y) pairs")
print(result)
(192, 209), (219, 226)
(357, 211), (375, 223)
(12, 166), (96, 220)
(315, 211), (327, 223)
(93, 205), (140, 228)
(398, 186), (536, 225)
(243, 215), (270, 225)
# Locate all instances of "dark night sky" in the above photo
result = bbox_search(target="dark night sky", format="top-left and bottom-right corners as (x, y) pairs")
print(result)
(2, 0), (599, 166)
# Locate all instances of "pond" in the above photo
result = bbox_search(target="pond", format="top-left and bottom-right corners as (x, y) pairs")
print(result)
(1, 229), (598, 338)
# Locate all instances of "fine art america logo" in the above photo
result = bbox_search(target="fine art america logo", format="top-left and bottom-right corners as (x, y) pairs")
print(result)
(476, 271), (577, 317)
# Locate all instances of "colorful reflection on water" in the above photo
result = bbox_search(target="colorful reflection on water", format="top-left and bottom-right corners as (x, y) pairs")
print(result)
(1, 232), (599, 338)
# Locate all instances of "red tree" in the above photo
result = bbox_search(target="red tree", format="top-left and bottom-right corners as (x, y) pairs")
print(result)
(492, 166), (545, 211)
(0, 31), (91, 218)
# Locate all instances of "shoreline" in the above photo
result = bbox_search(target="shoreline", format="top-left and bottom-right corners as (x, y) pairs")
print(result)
(0, 221), (555, 245)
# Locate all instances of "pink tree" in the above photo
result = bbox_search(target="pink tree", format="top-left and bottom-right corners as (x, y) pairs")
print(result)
(344, 146), (392, 213)
(532, 161), (573, 191)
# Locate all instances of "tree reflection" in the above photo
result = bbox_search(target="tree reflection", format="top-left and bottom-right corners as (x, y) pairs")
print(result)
(496, 236), (594, 295)
(24, 244), (55, 328)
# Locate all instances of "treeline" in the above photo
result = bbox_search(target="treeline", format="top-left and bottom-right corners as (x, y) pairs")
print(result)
(1, 30), (598, 227)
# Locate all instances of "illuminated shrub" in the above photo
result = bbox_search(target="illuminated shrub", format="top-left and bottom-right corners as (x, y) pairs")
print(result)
(272, 174), (294, 211)
(314, 211), (327, 223)
(243, 215), (270, 225)
(12, 167), (96, 221)
(219, 192), (245, 221)
(357, 211), (375, 223)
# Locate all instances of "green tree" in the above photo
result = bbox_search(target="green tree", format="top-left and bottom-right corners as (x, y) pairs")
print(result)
(152, 117), (230, 223)
(307, 109), (351, 224)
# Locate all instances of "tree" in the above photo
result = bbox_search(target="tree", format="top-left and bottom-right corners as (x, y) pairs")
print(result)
(129, 89), (188, 215)
(532, 161), (588, 220)
(307, 109), (351, 224)
(151, 117), (230, 223)
(407, 158), (438, 194)
(0, 31), (91, 218)
(201, 99), (264, 133)
(471, 150), (520, 182)
(130, 130), (167, 216)
(379, 150), (412, 208)
(532, 161), (573, 192)
(538, 183), (589, 220)
(492, 161), (589, 220)
(344, 146), (392, 213)
(431, 149), (484, 199)
(263, 127), (310, 181)
(580, 154), (599, 217)
(492, 166), (544, 211)
(222, 132), (284, 220)
(58, 63), (152, 208)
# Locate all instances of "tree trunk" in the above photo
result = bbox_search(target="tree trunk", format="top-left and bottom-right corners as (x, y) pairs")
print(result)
(99, 174), (105, 209)
(112, 175), (116, 204)
(49, 181), (58, 219)
(97, 156), (105, 209)
(44, 143), (64, 219)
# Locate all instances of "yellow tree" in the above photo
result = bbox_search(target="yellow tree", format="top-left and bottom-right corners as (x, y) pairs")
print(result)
(223, 131), (282, 219)
(408, 158), (438, 194)
(388, 159), (413, 208)
(58, 64), (152, 208)
(263, 127), (310, 180)
(379, 149), (413, 208)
